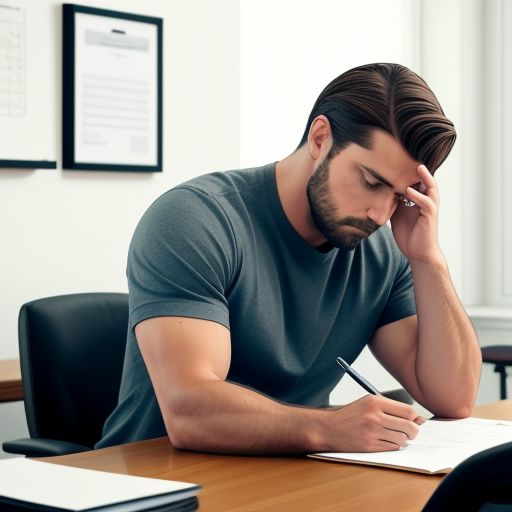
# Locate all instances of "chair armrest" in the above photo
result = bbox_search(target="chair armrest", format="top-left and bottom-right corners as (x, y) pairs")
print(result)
(2, 437), (92, 457)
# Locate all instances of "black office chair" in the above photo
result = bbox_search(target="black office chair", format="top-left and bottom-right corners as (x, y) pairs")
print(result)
(422, 441), (512, 511)
(2, 292), (128, 457)
(481, 345), (512, 399)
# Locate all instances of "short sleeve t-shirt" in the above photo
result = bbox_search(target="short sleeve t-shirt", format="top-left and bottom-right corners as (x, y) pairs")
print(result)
(96, 162), (416, 448)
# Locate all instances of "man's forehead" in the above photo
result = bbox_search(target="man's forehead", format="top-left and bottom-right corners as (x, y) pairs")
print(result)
(351, 131), (422, 185)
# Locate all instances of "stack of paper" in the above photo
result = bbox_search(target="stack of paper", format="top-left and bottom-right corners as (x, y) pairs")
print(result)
(310, 417), (512, 474)
(0, 457), (201, 511)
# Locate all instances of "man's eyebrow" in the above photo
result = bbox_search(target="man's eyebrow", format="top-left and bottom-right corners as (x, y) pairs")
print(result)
(360, 165), (393, 188)
(360, 164), (421, 191)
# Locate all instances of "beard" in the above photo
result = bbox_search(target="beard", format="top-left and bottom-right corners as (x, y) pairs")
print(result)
(306, 155), (380, 250)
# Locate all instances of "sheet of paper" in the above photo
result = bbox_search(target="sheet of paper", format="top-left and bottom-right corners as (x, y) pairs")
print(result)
(74, 12), (158, 166)
(0, 457), (199, 510)
(311, 417), (512, 473)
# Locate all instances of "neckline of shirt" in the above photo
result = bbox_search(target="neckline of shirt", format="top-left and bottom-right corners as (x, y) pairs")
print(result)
(264, 162), (339, 264)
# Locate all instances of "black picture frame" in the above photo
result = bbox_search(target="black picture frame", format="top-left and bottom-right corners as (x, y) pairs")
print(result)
(62, 4), (163, 172)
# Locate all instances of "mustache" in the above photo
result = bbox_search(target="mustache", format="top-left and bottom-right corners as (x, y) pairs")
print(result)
(335, 216), (380, 235)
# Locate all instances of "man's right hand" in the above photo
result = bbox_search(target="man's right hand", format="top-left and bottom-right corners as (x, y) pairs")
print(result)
(316, 394), (423, 453)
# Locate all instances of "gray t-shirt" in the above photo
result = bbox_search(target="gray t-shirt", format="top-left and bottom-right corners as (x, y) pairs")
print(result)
(96, 162), (416, 448)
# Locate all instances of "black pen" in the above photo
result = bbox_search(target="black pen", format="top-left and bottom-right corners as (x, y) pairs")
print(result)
(336, 356), (382, 396)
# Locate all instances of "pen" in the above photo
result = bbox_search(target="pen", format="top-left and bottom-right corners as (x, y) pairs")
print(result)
(336, 356), (382, 396)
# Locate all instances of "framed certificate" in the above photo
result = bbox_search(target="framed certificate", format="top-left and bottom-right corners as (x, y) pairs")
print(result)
(62, 4), (163, 172)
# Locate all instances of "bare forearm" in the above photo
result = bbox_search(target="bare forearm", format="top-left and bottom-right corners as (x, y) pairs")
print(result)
(411, 257), (481, 416)
(165, 379), (327, 454)
(164, 381), (423, 455)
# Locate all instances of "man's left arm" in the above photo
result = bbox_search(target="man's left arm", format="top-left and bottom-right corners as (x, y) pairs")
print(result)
(370, 164), (481, 418)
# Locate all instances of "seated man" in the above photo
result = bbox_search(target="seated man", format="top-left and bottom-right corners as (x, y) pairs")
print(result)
(97, 63), (481, 454)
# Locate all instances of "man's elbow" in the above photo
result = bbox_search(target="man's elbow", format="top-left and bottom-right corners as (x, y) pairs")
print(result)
(168, 427), (192, 451)
(164, 403), (205, 451)
(167, 417), (199, 450)
(429, 399), (475, 419)
(448, 385), (479, 418)
(447, 403), (474, 419)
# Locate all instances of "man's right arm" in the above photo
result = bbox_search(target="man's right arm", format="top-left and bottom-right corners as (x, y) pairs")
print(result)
(136, 316), (421, 455)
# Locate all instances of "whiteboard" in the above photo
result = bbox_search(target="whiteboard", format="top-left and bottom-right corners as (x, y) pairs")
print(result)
(0, 0), (56, 168)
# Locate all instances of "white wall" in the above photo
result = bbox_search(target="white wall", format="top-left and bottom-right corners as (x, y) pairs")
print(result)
(239, 0), (420, 167)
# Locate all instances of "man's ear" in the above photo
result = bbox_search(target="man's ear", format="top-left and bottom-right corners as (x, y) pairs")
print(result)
(307, 115), (333, 160)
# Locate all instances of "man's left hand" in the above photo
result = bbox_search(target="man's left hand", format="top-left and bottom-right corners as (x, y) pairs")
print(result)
(390, 164), (443, 265)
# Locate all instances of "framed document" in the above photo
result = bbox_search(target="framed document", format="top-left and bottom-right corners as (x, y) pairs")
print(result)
(0, 3), (57, 169)
(62, 4), (163, 172)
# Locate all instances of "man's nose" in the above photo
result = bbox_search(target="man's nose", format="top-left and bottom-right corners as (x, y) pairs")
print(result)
(366, 194), (397, 227)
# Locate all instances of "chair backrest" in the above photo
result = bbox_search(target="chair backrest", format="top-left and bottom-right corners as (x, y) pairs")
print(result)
(19, 292), (129, 448)
(422, 440), (512, 511)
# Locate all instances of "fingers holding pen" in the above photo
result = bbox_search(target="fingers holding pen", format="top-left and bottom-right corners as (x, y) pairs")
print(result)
(379, 397), (422, 441)
(331, 359), (425, 451)
(329, 394), (423, 452)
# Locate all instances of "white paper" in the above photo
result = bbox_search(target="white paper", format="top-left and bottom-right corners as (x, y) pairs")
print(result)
(0, 458), (199, 511)
(311, 417), (512, 473)
(74, 12), (158, 166)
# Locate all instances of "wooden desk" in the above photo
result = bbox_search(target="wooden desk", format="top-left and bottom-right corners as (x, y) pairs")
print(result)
(43, 401), (512, 512)
(0, 359), (22, 402)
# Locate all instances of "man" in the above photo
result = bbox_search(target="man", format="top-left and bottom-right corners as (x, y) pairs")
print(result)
(97, 63), (481, 454)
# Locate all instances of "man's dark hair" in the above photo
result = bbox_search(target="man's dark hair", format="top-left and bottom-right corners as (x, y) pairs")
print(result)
(298, 63), (456, 172)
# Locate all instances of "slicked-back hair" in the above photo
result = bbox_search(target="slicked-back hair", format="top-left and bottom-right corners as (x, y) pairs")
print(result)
(298, 63), (456, 172)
